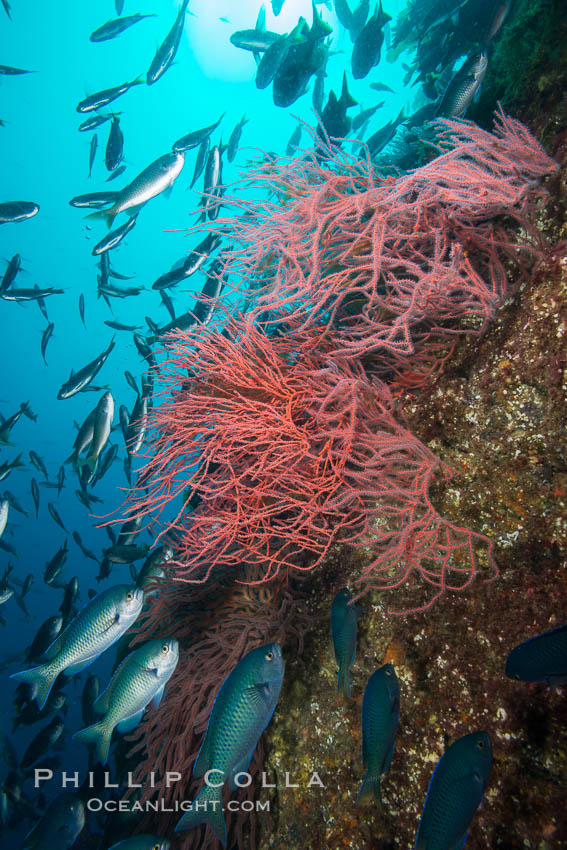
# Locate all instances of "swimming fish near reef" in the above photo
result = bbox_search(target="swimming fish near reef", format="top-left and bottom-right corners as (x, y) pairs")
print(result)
(47, 502), (66, 532)
(272, 4), (332, 108)
(90, 13), (156, 43)
(74, 638), (178, 764)
(87, 151), (185, 229)
(151, 232), (221, 290)
(22, 791), (85, 850)
(66, 406), (96, 467)
(44, 540), (68, 586)
(10, 584), (144, 709)
(415, 731), (492, 849)
(0, 454), (24, 483)
(69, 190), (118, 208)
(88, 132), (98, 178)
(105, 115), (124, 172)
(255, 20), (306, 91)
(57, 338), (115, 399)
(78, 113), (112, 133)
(505, 622), (567, 686)
(76, 78), (143, 114)
(175, 643), (285, 845)
(227, 114), (248, 161)
(72, 531), (98, 563)
(0, 201), (39, 224)
(357, 664), (400, 807)
(136, 545), (173, 592)
(318, 72), (357, 141)
(0, 252), (21, 293)
(26, 615), (63, 662)
(20, 714), (65, 770)
(351, 0), (391, 80)
(437, 49), (488, 118)
(286, 123), (302, 155)
(147, 0), (190, 85)
(331, 587), (358, 697)
(92, 215), (137, 255)
(172, 113), (224, 152)
(82, 391), (114, 473)
(82, 674), (100, 728)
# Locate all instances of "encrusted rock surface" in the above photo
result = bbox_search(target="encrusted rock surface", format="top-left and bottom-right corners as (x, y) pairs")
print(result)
(260, 144), (567, 850)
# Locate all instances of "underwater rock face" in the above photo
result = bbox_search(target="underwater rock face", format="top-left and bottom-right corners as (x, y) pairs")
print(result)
(261, 173), (567, 848)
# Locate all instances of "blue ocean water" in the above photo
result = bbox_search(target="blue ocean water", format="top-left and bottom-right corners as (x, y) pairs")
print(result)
(0, 0), (487, 846)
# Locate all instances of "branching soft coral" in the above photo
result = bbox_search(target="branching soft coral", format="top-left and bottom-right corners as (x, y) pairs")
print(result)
(128, 317), (495, 611)
(207, 107), (556, 386)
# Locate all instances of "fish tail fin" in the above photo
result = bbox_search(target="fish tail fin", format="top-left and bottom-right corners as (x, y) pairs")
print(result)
(337, 665), (351, 698)
(10, 661), (58, 710)
(378, 0), (392, 24)
(175, 781), (227, 845)
(341, 72), (357, 108)
(357, 770), (383, 808)
(74, 720), (113, 765)
(86, 208), (117, 230)
(76, 455), (97, 474)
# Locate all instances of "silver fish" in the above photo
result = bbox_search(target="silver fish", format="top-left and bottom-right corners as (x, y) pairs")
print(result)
(57, 338), (115, 399)
(84, 391), (114, 473)
(11, 585), (144, 709)
(74, 638), (178, 763)
(89, 152), (185, 229)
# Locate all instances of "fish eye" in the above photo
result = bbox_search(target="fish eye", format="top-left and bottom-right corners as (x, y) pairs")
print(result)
(126, 591), (133, 600)
(152, 844), (161, 850)
(265, 650), (273, 661)
(161, 644), (169, 653)
(477, 739), (485, 749)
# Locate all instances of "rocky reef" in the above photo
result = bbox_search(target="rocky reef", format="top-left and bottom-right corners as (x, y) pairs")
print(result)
(259, 34), (567, 850)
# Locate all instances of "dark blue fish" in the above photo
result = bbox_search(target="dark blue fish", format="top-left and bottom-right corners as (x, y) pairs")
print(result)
(351, 0), (391, 79)
(415, 731), (492, 849)
(92, 216), (137, 256)
(105, 115), (124, 172)
(76, 78), (143, 113)
(505, 622), (567, 686)
(173, 113), (224, 153)
(90, 14), (156, 43)
(358, 664), (399, 806)
(227, 115), (247, 162)
(286, 123), (302, 155)
(0, 64), (33, 75)
(175, 643), (285, 845)
(0, 200), (39, 224)
(318, 72), (357, 141)
(272, 5), (332, 108)
(0, 252), (21, 293)
(88, 133), (98, 178)
(147, 0), (190, 85)
(331, 587), (358, 697)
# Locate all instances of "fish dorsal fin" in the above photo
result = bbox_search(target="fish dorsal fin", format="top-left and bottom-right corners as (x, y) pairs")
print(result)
(256, 3), (266, 32)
